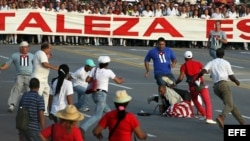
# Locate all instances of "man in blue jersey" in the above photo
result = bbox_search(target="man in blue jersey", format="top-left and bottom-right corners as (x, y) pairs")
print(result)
(144, 37), (177, 113)
(0, 41), (34, 112)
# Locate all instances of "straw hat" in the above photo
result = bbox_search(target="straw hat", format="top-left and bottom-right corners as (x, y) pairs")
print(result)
(113, 90), (132, 103)
(56, 105), (84, 121)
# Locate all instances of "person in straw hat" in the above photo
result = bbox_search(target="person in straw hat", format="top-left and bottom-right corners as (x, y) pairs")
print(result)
(40, 105), (84, 141)
(93, 90), (147, 141)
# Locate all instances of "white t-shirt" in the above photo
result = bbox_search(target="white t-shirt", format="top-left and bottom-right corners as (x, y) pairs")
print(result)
(204, 58), (234, 83)
(71, 66), (89, 87)
(32, 50), (49, 82)
(50, 79), (74, 115)
(88, 67), (116, 92)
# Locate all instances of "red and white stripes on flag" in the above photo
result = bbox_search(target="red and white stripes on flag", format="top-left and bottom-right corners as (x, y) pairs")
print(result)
(20, 55), (29, 66)
(165, 101), (194, 118)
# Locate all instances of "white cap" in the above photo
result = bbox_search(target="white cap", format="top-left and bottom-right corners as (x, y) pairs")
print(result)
(184, 51), (193, 58)
(19, 41), (29, 47)
(128, 3), (133, 6)
(174, 4), (178, 7)
(98, 56), (111, 63)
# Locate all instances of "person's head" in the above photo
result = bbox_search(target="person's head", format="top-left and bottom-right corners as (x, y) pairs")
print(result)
(53, 64), (69, 95)
(56, 105), (84, 133)
(58, 64), (69, 78)
(157, 37), (166, 50)
(98, 56), (110, 69)
(113, 90), (132, 120)
(159, 85), (166, 95)
(184, 51), (193, 61)
(40, 42), (52, 55)
(19, 41), (29, 54)
(84, 59), (96, 72)
(215, 20), (221, 31)
(29, 77), (40, 91)
(216, 48), (224, 58)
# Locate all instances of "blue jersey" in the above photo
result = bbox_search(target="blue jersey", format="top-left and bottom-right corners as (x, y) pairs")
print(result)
(144, 47), (176, 76)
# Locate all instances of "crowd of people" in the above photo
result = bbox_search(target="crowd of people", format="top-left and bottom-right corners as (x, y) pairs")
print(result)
(0, 0), (249, 49)
(0, 0), (249, 140)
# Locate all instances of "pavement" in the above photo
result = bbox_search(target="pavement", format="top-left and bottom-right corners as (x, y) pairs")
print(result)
(0, 44), (250, 141)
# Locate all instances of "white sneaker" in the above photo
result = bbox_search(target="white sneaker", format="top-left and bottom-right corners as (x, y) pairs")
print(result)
(8, 105), (15, 112)
(206, 119), (217, 124)
(79, 107), (90, 112)
(44, 112), (49, 116)
(199, 116), (206, 120)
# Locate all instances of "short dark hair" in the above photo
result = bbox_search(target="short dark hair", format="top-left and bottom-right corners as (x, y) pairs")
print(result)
(29, 78), (40, 89)
(216, 48), (224, 58)
(41, 42), (50, 50)
(157, 37), (165, 42)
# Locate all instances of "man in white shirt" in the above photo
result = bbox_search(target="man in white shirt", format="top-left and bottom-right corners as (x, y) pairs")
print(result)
(69, 59), (96, 112)
(31, 42), (58, 115)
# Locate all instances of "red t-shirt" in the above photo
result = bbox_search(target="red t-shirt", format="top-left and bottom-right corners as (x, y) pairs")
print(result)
(40, 123), (83, 141)
(180, 59), (204, 83)
(98, 110), (140, 141)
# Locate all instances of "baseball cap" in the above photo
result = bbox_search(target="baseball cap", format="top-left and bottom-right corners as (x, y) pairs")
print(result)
(85, 59), (96, 67)
(184, 51), (193, 58)
(98, 56), (111, 63)
(19, 41), (29, 47)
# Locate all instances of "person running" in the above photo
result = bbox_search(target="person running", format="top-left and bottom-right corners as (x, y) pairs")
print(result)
(93, 90), (147, 141)
(197, 48), (246, 129)
(175, 51), (216, 124)
(0, 41), (34, 112)
(207, 20), (227, 59)
(79, 56), (124, 135)
(69, 59), (96, 112)
(144, 37), (177, 113)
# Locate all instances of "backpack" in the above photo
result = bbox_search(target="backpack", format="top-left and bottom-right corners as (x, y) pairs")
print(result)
(16, 93), (29, 130)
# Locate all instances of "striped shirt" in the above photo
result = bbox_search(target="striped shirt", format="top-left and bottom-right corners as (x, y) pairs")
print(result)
(21, 91), (45, 131)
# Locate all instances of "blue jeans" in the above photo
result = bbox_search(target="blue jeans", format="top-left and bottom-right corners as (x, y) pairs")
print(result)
(209, 49), (217, 59)
(73, 85), (90, 109)
(19, 129), (40, 141)
(80, 91), (111, 131)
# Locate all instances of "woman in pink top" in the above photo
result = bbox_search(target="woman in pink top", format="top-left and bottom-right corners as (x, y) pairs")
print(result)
(93, 90), (147, 141)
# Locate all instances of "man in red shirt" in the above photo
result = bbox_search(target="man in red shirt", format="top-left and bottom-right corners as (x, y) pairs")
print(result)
(175, 51), (216, 124)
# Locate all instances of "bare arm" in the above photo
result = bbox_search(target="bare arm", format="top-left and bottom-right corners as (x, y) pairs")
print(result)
(39, 133), (47, 141)
(134, 126), (147, 140)
(39, 110), (45, 129)
(41, 62), (58, 71)
(92, 125), (104, 140)
(0, 63), (10, 70)
(175, 71), (185, 85)
(144, 61), (150, 78)
(66, 95), (73, 105)
(171, 58), (177, 68)
(229, 75), (240, 86)
(113, 76), (124, 84)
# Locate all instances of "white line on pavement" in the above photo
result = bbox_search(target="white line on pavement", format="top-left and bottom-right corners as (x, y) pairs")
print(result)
(240, 52), (250, 54)
(215, 109), (250, 119)
(0, 55), (9, 59)
(109, 83), (132, 89)
(147, 133), (157, 137)
(231, 65), (244, 69)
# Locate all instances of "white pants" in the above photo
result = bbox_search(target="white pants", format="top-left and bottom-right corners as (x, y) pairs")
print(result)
(37, 81), (50, 114)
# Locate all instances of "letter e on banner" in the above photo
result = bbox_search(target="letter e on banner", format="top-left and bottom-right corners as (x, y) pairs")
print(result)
(85, 16), (110, 35)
